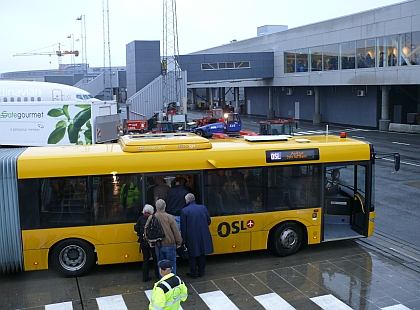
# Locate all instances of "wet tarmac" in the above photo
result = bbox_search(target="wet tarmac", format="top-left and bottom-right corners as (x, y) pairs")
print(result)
(1, 240), (419, 309)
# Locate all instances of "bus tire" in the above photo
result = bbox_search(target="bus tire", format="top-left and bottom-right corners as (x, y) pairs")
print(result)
(50, 239), (95, 277)
(269, 222), (302, 256)
(196, 129), (205, 137)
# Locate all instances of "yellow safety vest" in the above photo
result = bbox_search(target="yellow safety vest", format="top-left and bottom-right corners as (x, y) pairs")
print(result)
(149, 273), (188, 310)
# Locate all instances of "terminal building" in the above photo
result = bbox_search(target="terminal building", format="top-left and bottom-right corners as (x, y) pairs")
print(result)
(2, 0), (419, 130)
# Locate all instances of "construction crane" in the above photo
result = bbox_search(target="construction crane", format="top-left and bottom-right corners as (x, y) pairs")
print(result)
(13, 43), (79, 73)
(162, 0), (182, 114)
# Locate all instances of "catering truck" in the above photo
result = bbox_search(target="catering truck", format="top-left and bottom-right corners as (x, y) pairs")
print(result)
(0, 100), (120, 146)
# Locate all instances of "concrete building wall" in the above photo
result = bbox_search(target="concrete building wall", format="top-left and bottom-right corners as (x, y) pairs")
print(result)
(178, 52), (274, 82)
(126, 41), (161, 98)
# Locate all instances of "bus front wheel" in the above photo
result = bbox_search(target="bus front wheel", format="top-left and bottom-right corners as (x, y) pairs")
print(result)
(51, 239), (95, 277)
(269, 222), (302, 256)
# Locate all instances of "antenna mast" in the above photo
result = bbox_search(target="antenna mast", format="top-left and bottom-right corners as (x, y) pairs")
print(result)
(162, 0), (181, 113)
(102, 0), (113, 100)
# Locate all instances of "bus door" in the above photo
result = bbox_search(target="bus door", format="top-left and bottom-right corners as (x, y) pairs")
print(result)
(350, 165), (370, 236)
(324, 164), (369, 241)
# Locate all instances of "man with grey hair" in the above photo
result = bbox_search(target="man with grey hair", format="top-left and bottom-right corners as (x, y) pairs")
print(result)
(145, 199), (182, 276)
(181, 193), (214, 279)
(135, 204), (158, 282)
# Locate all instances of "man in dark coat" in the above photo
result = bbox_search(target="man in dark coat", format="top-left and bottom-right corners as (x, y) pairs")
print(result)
(165, 177), (189, 232)
(180, 193), (214, 279)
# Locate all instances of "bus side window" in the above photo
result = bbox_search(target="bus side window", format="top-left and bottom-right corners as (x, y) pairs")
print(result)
(18, 179), (42, 230)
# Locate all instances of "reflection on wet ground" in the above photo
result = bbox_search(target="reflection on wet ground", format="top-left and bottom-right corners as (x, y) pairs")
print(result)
(1, 240), (419, 309)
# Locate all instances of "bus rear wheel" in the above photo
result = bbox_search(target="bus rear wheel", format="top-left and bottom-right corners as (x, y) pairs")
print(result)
(51, 239), (94, 277)
(269, 222), (302, 256)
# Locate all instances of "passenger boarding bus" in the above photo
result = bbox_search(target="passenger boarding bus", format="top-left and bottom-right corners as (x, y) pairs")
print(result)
(0, 133), (397, 277)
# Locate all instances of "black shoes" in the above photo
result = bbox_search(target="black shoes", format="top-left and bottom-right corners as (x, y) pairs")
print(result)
(186, 273), (198, 279)
(143, 277), (152, 282)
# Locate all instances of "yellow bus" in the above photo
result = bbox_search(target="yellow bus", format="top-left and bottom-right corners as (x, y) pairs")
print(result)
(0, 132), (384, 276)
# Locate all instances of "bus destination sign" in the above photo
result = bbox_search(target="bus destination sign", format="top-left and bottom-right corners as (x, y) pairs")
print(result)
(266, 148), (319, 163)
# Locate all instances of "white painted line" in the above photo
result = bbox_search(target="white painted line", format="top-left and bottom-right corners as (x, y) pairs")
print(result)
(392, 142), (410, 146)
(96, 294), (128, 310)
(382, 158), (420, 167)
(254, 292), (296, 310)
(45, 302), (73, 310)
(381, 305), (411, 310)
(310, 294), (353, 310)
(145, 289), (183, 310)
(351, 136), (365, 139)
(390, 247), (420, 262)
(145, 289), (152, 300)
(200, 290), (239, 309)
(381, 305), (410, 310)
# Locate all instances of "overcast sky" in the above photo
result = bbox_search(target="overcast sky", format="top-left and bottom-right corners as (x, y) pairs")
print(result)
(0, 0), (405, 74)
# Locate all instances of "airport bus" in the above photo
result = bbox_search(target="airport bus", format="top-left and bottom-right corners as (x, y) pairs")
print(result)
(0, 80), (98, 102)
(0, 132), (395, 277)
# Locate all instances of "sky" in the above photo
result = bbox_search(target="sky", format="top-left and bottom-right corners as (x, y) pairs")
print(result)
(0, 0), (406, 74)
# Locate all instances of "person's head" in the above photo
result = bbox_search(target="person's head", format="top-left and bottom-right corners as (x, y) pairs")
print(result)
(185, 193), (195, 204)
(155, 199), (166, 211)
(147, 177), (155, 186)
(158, 259), (173, 275)
(175, 177), (186, 186)
(142, 204), (154, 215)
(154, 176), (166, 185)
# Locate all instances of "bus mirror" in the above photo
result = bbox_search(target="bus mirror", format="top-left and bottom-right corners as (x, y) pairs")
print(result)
(394, 153), (400, 171)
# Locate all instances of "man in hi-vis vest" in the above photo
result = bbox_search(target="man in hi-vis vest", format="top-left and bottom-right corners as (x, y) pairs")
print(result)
(149, 259), (188, 310)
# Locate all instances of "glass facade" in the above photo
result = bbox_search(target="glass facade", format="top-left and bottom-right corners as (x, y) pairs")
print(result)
(284, 31), (420, 73)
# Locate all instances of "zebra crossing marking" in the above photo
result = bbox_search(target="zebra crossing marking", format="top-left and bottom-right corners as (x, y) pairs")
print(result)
(310, 294), (353, 310)
(96, 294), (127, 310)
(45, 301), (72, 310)
(200, 290), (240, 309)
(254, 292), (296, 310)
(41, 291), (413, 310)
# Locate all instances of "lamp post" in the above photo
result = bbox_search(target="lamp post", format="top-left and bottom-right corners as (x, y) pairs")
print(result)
(76, 15), (87, 83)
(66, 34), (75, 65)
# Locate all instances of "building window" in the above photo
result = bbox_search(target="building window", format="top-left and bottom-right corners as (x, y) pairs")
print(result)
(399, 31), (420, 66)
(340, 41), (356, 69)
(284, 51), (296, 73)
(377, 35), (399, 67)
(201, 61), (250, 70)
(309, 46), (323, 71)
(324, 44), (339, 70)
(296, 48), (308, 72)
(356, 39), (376, 68)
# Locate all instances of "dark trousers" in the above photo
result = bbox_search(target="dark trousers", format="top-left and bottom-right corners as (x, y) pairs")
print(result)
(189, 254), (206, 276)
(140, 242), (158, 281)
